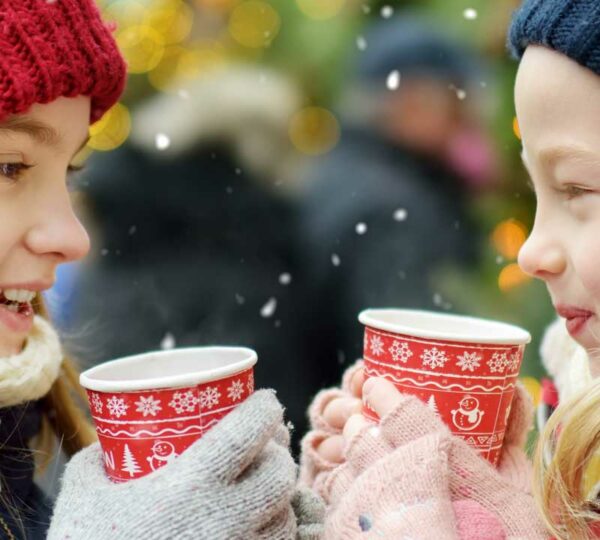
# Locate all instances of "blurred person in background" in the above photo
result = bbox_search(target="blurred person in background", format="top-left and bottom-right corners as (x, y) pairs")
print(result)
(60, 65), (317, 452)
(297, 12), (499, 389)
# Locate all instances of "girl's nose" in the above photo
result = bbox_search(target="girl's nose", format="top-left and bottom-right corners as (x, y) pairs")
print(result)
(24, 191), (91, 263)
(518, 222), (566, 279)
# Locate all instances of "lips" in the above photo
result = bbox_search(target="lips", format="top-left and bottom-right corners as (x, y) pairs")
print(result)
(555, 305), (594, 336)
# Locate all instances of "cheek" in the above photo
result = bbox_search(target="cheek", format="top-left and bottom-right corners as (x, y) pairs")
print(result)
(574, 230), (600, 302)
(0, 199), (25, 266)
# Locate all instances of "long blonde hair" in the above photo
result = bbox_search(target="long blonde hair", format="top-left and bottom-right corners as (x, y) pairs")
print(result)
(33, 294), (97, 469)
(533, 377), (600, 539)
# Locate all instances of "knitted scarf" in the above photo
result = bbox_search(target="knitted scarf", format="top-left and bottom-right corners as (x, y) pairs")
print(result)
(0, 315), (63, 408)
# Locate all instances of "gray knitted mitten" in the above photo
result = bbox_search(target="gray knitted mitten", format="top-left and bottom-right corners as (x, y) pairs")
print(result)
(293, 486), (325, 540)
(48, 390), (298, 540)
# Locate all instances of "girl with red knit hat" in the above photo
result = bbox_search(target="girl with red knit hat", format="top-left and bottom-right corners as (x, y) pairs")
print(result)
(299, 0), (600, 538)
(0, 1), (301, 539)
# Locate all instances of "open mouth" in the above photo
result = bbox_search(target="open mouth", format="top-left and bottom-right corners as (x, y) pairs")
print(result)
(0, 291), (35, 316)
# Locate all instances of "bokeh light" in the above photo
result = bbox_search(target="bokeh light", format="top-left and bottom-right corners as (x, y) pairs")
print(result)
(519, 376), (541, 408)
(491, 219), (528, 260)
(295, 0), (345, 20)
(116, 25), (166, 74)
(145, 0), (194, 45)
(229, 1), (281, 48)
(513, 116), (521, 140)
(498, 263), (530, 292)
(89, 103), (132, 152)
(289, 107), (340, 155)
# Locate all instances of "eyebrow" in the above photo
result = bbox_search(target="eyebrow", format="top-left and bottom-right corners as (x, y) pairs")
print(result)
(539, 145), (600, 170)
(0, 117), (90, 155)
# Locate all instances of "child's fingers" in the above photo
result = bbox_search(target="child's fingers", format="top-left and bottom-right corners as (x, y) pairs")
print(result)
(342, 413), (370, 441)
(349, 368), (365, 399)
(316, 435), (345, 464)
(362, 377), (403, 418)
(322, 397), (362, 430)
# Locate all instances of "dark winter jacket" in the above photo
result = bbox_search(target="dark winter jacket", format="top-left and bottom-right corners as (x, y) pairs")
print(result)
(296, 126), (481, 389)
(0, 401), (52, 540)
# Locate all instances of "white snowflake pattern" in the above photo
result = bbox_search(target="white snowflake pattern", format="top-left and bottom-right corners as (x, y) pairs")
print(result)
(106, 396), (129, 418)
(135, 395), (162, 417)
(227, 380), (245, 402)
(247, 373), (255, 394)
(456, 352), (482, 372)
(91, 393), (103, 414)
(370, 335), (385, 356)
(389, 341), (413, 363)
(487, 352), (508, 373)
(169, 390), (200, 414)
(505, 352), (521, 373)
(421, 347), (448, 370)
(199, 386), (221, 409)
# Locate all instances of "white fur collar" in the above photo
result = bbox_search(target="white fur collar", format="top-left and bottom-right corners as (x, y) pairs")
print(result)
(540, 317), (591, 402)
(0, 315), (62, 408)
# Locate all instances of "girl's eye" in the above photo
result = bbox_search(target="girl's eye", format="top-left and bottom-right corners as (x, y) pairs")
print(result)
(562, 185), (592, 199)
(0, 162), (31, 182)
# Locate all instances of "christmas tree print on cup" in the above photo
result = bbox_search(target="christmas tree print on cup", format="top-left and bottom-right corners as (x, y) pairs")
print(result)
(359, 309), (531, 466)
(80, 346), (257, 482)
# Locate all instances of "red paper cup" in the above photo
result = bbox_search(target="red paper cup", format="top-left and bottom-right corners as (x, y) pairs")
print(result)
(80, 347), (257, 482)
(359, 309), (531, 466)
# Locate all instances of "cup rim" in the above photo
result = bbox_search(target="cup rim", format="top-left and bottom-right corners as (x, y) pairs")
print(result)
(359, 308), (531, 345)
(80, 346), (257, 393)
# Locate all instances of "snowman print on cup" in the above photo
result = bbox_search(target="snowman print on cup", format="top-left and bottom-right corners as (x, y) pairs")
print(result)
(147, 440), (179, 471)
(451, 395), (484, 431)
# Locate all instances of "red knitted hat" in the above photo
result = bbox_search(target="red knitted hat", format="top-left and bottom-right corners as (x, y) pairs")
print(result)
(0, 0), (127, 124)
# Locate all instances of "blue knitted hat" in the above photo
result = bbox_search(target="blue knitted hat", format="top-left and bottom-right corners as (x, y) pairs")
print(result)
(508, 0), (600, 75)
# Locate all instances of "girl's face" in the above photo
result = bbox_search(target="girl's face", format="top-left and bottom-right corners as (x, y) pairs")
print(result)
(516, 46), (600, 372)
(0, 96), (91, 356)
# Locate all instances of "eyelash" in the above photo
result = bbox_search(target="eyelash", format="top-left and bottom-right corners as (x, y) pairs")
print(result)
(0, 162), (86, 188)
(558, 184), (592, 200)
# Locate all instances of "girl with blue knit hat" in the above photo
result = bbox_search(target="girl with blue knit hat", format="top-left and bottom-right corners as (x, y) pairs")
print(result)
(298, 1), (600, 538)
(0, 1), (307, 539)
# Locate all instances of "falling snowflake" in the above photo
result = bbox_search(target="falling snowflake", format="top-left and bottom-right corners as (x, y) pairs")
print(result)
(135, 395), (162, 417)
(155, 133), (170, 150)
(169, 390), (200, 414)
(355, 222), (368, 235)
(199, 386), (221, 409)
(463, 8), (478, 20)
(370, 335), (385, 356)
(487, 352), (508, 373)
(160, 332), (175, 350)
(91, 393), (103, 414)
(331, 253), (341, 266)
(356, 36), (367, 51)
(279, 273), (292, 285)
(506, 352), (521, 372)
(421, 347), (448, 370)
(393, 208), (407, 221)
(456, 352), (482, 372)
(387, 70), (401, 90)
(381, 5), (393, 18)
(389, 341), (413, 363)
(107, 396), (129, 418)
(260, 297), (277, 318)
(247, 373), (255, 394)
(227, 380), (245, 402)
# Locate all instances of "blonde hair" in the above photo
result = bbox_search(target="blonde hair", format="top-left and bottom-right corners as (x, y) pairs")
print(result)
(32, 294), (97, 470)
(532, 377), (600, 539)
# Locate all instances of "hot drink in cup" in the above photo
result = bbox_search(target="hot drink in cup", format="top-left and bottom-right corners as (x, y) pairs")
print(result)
(80, 347), (256, 482)
(359, 309), (531, 466)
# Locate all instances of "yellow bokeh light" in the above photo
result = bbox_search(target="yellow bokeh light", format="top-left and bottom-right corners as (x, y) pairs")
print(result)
(491, 219), (528, 260)
(148, 42), (226, 92)
(498, 263), (530, 292)
(296, 0), (345, 20)
(513, 116), (521, 140)
(193, 0), (239, 12)
(289, 107), (340, 156)
(229, 1), (280, 48)
(117, 25), (166, 74)
(103, 0), (147, 31)
(145, 0), (194, 45)
(519, 377), (541, 408)
(89, 103), (131, 152)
